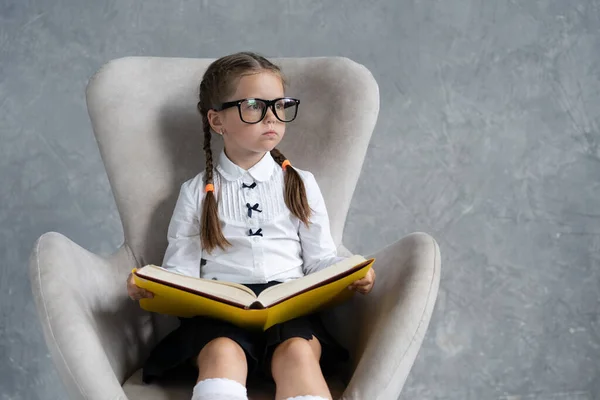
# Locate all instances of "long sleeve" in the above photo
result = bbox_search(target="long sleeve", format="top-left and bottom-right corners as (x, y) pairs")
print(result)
(161, 177), (203, 277)
(298, 171), (347, 275)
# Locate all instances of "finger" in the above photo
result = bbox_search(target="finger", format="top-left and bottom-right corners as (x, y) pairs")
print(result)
(366, 270), (375, 281)
(353, 280), (372, 288)
(358, 283), (374, 292)
(357, 286), (372, 295)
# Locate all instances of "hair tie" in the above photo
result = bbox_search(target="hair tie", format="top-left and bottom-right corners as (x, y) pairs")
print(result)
(282, 160), (291, 171)
(205, 183), (214, 193)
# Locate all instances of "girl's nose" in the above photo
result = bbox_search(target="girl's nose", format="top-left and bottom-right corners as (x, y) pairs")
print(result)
(263, 106), (277, 123)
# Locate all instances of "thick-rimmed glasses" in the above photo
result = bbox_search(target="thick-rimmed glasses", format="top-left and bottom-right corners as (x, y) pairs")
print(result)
(214, 97), (300, 124)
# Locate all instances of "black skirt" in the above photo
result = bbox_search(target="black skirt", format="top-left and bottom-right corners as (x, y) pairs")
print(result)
(142, 281), (349, 384)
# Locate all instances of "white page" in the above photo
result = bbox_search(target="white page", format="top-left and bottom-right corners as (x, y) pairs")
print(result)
(136, 265), (257, 306)
(256, 255), (368, 306)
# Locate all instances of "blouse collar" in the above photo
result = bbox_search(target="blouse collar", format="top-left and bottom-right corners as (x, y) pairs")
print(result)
(216, 150), (276, 182)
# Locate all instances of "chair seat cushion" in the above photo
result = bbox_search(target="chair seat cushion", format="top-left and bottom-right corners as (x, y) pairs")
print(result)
(123, 369), (346, 400)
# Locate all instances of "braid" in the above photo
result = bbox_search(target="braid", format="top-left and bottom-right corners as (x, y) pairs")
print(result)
(200, 114), (231, 253)
(269, 147), (286, 165)
(202, 117), (213, 183)
(270, 148), (312, 226)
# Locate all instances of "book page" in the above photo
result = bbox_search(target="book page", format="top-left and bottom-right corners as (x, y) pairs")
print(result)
(213, 280), (258, 296)
(256, 255), (370, 307)
(136, 265), (257, 306)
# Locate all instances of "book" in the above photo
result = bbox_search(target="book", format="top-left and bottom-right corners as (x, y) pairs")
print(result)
(132, 255), (375, 331)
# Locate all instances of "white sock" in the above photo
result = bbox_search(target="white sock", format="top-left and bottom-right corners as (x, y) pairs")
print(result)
(191, 378), (248, 400)
(284, 396), (330, 400)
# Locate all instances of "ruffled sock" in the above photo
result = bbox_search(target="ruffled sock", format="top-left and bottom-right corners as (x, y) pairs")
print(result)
(191, 378), (248, 400)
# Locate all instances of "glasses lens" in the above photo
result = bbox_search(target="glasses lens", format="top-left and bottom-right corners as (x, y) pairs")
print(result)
(275, 98), (298, 122)
(240, 99), (266, 123)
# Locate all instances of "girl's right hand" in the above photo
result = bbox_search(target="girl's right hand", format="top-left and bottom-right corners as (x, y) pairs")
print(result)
(127, 272), (154, 301)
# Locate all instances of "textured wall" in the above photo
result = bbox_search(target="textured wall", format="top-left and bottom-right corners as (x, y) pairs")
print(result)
(2, 1), (600, 399)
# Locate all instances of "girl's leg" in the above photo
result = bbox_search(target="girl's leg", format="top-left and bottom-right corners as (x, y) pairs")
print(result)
(193, 337), (249, 400)
(271, 336), (332, 400)
(196, 337), (248, 384)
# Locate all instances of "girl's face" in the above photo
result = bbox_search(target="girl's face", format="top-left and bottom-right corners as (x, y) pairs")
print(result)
(208, 71), (286, 160)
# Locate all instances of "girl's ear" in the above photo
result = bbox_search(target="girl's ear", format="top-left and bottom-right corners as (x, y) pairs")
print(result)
(207, 109), (224, 134)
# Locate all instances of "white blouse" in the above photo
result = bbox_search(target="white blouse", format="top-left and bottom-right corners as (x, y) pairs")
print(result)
(161, 150), (345, 283)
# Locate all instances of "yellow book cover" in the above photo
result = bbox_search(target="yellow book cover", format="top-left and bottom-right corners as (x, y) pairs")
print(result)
(133, 255), (374, 331)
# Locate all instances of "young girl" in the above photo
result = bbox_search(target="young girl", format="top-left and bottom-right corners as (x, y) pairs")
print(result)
(126, 52), (376, 400)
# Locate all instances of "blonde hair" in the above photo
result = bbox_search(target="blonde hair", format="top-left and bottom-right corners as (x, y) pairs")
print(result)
(197, 52), (311, 253)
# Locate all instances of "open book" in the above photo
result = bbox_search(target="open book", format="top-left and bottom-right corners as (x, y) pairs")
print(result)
(133, 255), (374, 331)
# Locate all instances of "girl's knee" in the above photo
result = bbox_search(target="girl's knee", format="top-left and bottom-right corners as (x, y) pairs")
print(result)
(272, 336), (321, 368)
(197, 337), (246, 367)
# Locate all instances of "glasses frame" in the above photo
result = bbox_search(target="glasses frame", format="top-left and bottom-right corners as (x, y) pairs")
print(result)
(214, 97), (300, 124)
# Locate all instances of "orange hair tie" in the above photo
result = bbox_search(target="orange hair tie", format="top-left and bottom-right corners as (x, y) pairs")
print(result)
(205, 183), (214, 193)
(282, 160), (291, 171)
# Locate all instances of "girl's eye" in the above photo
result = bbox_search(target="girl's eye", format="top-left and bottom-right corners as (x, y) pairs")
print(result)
(244, 100), (262, 111)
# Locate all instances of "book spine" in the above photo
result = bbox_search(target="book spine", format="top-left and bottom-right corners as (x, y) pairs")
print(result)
(248, 300), (266, 310)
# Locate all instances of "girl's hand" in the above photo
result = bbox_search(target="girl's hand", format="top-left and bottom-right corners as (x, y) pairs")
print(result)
(348, 268), (376, 295)
(127, 272), (154, 301)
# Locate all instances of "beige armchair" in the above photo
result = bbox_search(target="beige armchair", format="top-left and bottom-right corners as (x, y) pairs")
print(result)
(29, 56), (440, 400)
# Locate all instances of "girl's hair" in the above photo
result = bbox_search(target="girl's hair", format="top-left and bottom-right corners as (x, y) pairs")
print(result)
(197, 52), (311, 253)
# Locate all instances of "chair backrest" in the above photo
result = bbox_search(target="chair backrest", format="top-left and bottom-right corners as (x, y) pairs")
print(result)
(86, 56), (379, 266)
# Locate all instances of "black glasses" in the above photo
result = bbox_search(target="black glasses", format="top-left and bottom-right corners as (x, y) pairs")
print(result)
(214, 97), (300, 124)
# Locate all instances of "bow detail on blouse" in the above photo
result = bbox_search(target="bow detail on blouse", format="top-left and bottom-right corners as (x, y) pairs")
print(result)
(248, 228), (263, 237)
(246, 203), (262, 218)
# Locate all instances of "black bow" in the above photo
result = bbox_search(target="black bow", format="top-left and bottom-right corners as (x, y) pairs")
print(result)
(242, 182), (257, 189)
(246, 203), (262, 218)
(249, 228), (263, 237)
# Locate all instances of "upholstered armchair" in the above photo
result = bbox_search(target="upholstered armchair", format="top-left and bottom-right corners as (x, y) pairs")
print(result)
(29, 56), (440, 400)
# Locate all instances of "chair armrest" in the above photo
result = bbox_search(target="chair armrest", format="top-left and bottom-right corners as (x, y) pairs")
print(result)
(341, 232), (441, 400)
(29, 232), (158, 399)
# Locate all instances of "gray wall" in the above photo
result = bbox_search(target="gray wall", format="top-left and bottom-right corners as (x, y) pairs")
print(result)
(2, 1), (599, 399)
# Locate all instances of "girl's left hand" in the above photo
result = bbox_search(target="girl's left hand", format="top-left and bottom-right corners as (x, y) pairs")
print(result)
(348, 268), (376, 295)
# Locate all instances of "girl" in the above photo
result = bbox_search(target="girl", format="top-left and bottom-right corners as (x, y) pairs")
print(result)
(126, 52), (376, 400)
